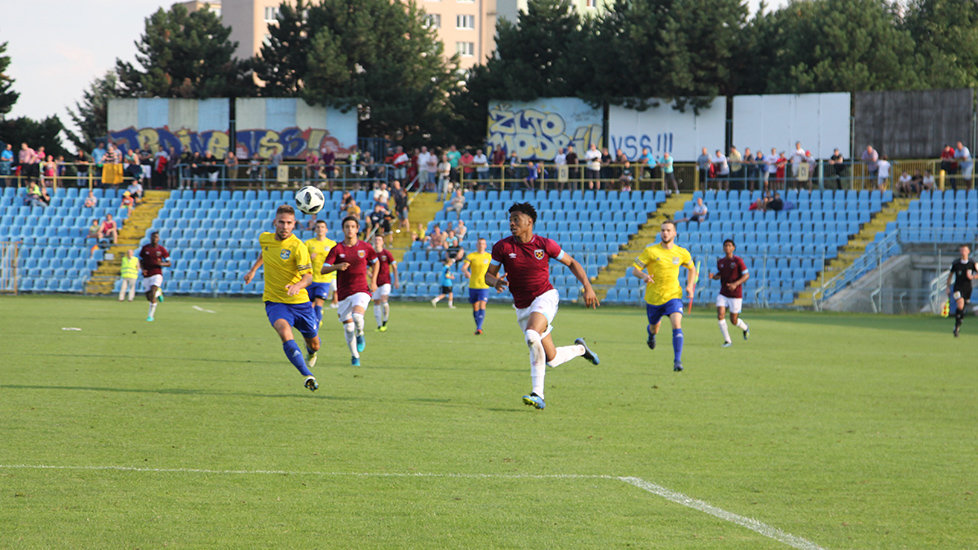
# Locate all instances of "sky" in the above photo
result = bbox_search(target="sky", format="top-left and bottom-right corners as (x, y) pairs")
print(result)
(3, 0), (786, 140)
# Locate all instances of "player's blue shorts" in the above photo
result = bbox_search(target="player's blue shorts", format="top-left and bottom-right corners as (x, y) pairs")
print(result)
(265, 301), (319, 339)
(469, 288), (490, 304)
(306, 282), (332, 301)
(646, 299), (684, 326)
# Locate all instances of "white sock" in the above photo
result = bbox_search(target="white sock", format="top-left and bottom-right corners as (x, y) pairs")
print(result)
(344, 321), (358, 357)
(148, 303), (157, 318)
(546, 344), (584, 368)
(382, 302), (390, 323)
(719, 320), (731, 343)
(352, 313), (365, 336)
(374, 303), (383, 327)
(736, 318), (749, 331)
(448, 296), (454, 307)
(525, 329), (546, 398)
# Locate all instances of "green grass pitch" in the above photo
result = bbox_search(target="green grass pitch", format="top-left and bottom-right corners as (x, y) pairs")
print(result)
(1, 295), (976, 549)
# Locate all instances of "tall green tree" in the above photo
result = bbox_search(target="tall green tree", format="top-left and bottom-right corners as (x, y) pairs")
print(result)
(0, 116), (68, 158)
(65, 70), (118, 151)
(903, 0), (978, 88)
(255, 0), (459, 145)
(116, 4), (253, 98)
(741, 0), (922, 94)
(0, 40), (19, 117)
(253, 0), (310, 96)
(591, 0), (748, 111)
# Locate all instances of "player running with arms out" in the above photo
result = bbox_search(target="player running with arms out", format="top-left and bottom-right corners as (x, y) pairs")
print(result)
(139, 231), (170, 322)
(485, 203), (600, 410)
(321, 216), (378, 365)
(708, 239), (750, 347)
(305, 220), (337, 328)
(631, 220), (696, 372)
(947, 244), (976, 337)
(371, 234), (398, 331)
(243, 205), (320, 392)
(462, 237), (492, 335)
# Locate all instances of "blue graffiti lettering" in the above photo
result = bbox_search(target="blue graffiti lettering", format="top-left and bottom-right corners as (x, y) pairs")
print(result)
(279, 128), (307, 158)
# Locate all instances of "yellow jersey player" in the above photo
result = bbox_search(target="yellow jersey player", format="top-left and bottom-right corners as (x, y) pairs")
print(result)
(305, 220), (337, 327)
(631, 220), (696, 372)
(243, 205), (320, 391)
(462, 237), (492, 335)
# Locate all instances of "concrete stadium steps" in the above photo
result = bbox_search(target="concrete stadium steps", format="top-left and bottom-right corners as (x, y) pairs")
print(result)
(389, 192), (441, 263)
(86, 190), (170, 295)
(793, 196), (914, 307)
(592, 193), (692, 300)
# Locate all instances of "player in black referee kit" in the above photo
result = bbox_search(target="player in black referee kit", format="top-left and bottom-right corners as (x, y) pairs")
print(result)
(947, 245), (976, 337)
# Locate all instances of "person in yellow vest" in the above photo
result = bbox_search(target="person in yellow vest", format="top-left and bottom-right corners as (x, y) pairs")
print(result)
(119, 249), (140, 302)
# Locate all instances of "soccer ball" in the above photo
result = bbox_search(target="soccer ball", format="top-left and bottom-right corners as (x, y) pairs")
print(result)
(295, 186), (325, 215)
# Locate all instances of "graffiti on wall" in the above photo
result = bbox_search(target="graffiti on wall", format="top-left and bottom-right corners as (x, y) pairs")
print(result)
(608, 133), (674, 160)
(486, 101), (602, 161)
(108, 126), (353, 160)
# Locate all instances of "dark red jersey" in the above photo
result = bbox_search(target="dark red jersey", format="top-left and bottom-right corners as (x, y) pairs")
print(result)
(139, 244), (169, 277)
(375, 249), (395, 286)
(490, 235), (563, 308)
(716, 255), (748, 299)
(324, 240), (377, 300)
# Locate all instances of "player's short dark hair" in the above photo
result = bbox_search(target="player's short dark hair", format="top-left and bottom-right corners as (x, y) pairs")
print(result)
(509, 202), (537, 223)
(723, 239), (735, 248)
(315, 220), (327, 226)
(276, 204), (296, 216)
(342, 215), (360, 227)
(661, 220), (677, 232)
(150, 231), (159, 239)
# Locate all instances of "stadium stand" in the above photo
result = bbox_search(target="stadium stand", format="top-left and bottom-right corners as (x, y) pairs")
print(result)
(396, 190), (662, 302)
(605, 189), (892, 307)
(892, 189), (978, 243)
(0, 186), (120, 293)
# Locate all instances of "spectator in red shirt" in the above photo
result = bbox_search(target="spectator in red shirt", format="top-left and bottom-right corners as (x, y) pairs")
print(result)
(99, 213), (118, 244)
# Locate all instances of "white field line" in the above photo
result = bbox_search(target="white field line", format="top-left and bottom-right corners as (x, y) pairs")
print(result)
(191, 305), (216, 313)
(0, 465), (828, 549)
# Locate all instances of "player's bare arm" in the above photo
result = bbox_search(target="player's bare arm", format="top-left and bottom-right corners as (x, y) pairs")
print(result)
(392, 264), (400, 289)
(728, 271), (749, 291)
(559, 253), (599, 308)
(685, 262), (697, 297)
(461, 262), (472, 279)
(285, 273), (313, 296)
(244, 255), (264, 284)
(369, 262), (379, 293)
(631, 265), (653, 284)
(485, 263), (508, 292)
(321, 262), (349, 274)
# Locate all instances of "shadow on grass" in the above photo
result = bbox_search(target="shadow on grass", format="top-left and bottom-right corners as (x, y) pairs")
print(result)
(0, 384), (355, 401)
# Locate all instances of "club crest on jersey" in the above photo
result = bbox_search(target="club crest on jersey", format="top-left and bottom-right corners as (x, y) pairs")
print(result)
(280, 250), (291, 260)
(534, 249), (545, 260)
(357, 250), (366, 258)
(672, 256), (680, 265)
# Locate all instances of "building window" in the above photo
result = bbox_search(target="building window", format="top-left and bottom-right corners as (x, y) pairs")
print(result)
(423, 14), (441, 28)
(264, 6), (279, 22)
(586, 0), (595, 6)
(456, 15), (475, 29)
(456, 41), (474, 57)
(262, 33), (272, 46)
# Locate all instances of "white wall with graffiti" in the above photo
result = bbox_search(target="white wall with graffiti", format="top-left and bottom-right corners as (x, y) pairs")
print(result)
(486, 98), (602, 161)
(607, 98), (726, 162)
(107, 98), (358, 160)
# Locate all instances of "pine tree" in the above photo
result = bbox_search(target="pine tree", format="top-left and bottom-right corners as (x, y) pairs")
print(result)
(0, 41), (19, 117)
(65, 71), (118, 151)
(904, 0), (978, 88)
(116, 4), (253, 98)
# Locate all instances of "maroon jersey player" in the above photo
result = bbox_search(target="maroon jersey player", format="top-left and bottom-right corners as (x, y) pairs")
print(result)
(708, 239), (750, 347)
(484, 203), (601, 410)
(371, 234), (399, 331)
(321, 216), (378, 366)
(139, 231), (170, 322)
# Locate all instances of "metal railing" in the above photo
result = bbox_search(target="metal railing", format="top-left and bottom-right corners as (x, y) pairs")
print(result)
(0, 241), (20, 294)
(812, 230), (901, 310)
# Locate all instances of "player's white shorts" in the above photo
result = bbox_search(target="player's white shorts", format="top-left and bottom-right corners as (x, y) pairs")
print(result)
(716, 294), (743, 314)
(143, 274), (163, 293)
(337, 292), (372, 321)
(372, 284), (391, 300)
(515, 288), (559, 338)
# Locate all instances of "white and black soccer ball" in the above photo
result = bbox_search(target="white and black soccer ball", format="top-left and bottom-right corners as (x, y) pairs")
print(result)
(295, 186), (325, 215)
